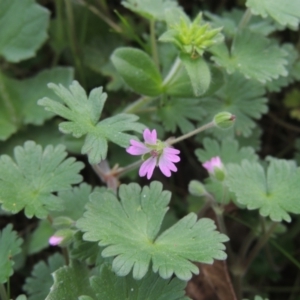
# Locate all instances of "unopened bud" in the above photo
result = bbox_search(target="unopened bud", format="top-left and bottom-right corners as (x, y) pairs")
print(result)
(188, 180), (207, 197)
(213, 112), (236, 129)
(49, 229), (74, 247)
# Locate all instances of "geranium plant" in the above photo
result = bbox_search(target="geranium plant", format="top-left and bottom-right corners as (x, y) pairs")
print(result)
(0, 0), (300, 300)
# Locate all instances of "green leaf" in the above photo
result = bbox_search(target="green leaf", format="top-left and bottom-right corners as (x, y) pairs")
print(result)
(205, 9), (277, 37)
(195, 137), (258, 165)
(243, 296), (269, 300)
(0, 0), (49, 62)
(0, 67), (74, 141)
(91, 263), (190, 300)
(199, 73), (268, 138)
(71, 232), (100, 264)
(0, 141), (84, 218)
(121, 0), (179, 21)
(0, 224), (23, 283)
(180, 54), (211, 96)
(265, 44), (299, 92)
(20, 68), (74, 125)
(226, 159), (300, 222)
(46, 261), (96, 300)
(210, 29), (288, 83)
(38, 81), (145, 164)
(157, 98), (205, 134)
(246, 0), (300, 30)
(111, 47), (163, 96)
(23, 253), (65, 300)
(51, 183), (103, 222)
(27, 220), (54, 255)
(77, 181), (228, 281)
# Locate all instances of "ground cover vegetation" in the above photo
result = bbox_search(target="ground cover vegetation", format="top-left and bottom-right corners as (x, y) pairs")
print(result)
(0, 0), (300, 299)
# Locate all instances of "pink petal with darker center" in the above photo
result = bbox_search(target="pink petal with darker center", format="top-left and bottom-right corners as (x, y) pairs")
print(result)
(158, 154), (178, 177)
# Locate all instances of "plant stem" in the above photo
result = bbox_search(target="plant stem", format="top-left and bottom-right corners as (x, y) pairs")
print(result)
(77, 0), (122, 33)
(0, 284), (8, 300)
(168, 121), (215, 145)
(116, 160), (143, 178)
(241, 222), (278, 276)
(150, 19), (159, 68)
(238, 7), (252, 31)
(122, 96), (154, 114)
(162, 57), (181, 86)
(64, 0), (85, 85)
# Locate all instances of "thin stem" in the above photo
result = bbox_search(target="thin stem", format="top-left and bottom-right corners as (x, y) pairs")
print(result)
(238, 8), (252, 31)
(162, 57), (181, 86)
(268, 112), (300, 133)
(116, 160), (142, 178)
(76, 0), (122, 33)
(168, 121), (215, 145)
(150, 19), (159, 68)
(241, 222), (278, 276)
(62, 247), (70, 265)
(122, 96), (153, 114)
(0, 284), (8, 300)
(64, 0), (85, 85)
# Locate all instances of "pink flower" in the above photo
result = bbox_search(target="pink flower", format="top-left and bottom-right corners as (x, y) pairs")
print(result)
(202, 156), (223, 174)
(49, 236), (63, 246)
(202, 156), (225, 181)
(126, 129), (180, 179)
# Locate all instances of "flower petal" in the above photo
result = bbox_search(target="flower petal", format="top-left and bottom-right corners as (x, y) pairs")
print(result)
(143, 129), (157, 144)
(126, 140), (149, 155)
(202, 156), (223, 174)
(158, 153), (178, 177)
(139, 157), (157, 179)
(164, 147), (180, 155)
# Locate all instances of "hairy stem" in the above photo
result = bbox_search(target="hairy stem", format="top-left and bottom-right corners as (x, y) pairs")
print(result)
(168, 121), (215, 145)
(122, 96), (154, 114)
(162, 57), (181, 86)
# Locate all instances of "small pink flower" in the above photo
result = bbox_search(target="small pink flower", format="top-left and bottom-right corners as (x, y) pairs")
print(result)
(126, 129), (180, 179)
(202, 156), (223, 174)
(49, 236), (63, 246)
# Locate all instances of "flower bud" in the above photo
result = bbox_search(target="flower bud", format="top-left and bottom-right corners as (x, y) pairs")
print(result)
(202, 156), (225, 181)
(49, 229), (74, 247)
(213, 112), (236, 129)
(188, 180), (207, 197)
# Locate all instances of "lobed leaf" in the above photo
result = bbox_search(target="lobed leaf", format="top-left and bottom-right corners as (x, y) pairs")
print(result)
(90, 263), (190, 300)
(23, 253), (65, 300)
(0, 141), (84, 218)
(38, 81), (145, 164)
(246, 0), (300, 30)
(195, 137), (258, 165)
(0, 224), (23, 283)
(157, 98), (205, 134)
(198, 72), (268, 138)
(211, 29), (288, 83)
(226, 159), (300, 222)
(77, 181), (228, 281)
(45, 260), (96, 300)
(0, 0), (49, 62)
